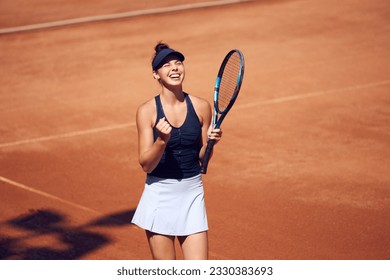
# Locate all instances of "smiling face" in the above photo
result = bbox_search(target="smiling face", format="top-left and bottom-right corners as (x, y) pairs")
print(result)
(153, 54), (185, 88)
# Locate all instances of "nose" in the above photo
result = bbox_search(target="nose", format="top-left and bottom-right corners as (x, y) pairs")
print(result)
(171, 63), (178, 70)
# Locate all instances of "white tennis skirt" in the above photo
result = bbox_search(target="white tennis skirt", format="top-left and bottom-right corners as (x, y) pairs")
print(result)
(131, 174), (208, 236)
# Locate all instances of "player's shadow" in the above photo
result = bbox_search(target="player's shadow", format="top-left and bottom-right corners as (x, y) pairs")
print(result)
(0, 208), (135, 260)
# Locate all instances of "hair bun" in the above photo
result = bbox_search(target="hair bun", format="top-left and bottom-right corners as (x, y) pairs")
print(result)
(155, 42), (169, 54)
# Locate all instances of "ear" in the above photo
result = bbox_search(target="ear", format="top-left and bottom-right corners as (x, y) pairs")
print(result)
(153, 71), (160, 80)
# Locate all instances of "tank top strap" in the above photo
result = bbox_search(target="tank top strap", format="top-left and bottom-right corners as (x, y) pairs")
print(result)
(184, 93), (195, 116)
(154, 95), (165, 124)
(154, 93), (195, 123)
(184, 93), (200, 128)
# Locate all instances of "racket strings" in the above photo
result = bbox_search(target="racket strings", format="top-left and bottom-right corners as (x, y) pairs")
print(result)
(218, 52), (242, 111)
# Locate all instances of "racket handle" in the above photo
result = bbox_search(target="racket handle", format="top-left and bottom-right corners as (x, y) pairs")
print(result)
(200, 139), (216, 174)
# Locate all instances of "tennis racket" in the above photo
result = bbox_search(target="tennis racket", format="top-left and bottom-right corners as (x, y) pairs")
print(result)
(200, 49), (245, 174)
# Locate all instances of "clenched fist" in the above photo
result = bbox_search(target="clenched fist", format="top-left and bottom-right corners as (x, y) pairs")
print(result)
(155, 117), (172, 142)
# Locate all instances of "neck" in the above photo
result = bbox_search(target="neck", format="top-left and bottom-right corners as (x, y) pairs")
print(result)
(161, 85), (185, 103)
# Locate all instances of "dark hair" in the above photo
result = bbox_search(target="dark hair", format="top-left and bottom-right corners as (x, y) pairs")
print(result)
(151, 42), (185, 70)
(152, 42), (169, 64)
(154, 42), (170, 55)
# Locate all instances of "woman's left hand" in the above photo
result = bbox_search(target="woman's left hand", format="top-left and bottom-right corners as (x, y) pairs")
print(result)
(208, 127), (222, 143)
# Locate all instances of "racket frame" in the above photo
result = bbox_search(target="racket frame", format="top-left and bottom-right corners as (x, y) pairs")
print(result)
(200, 49), (245, 174)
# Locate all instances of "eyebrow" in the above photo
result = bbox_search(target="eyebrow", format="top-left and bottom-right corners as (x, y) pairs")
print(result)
(163, 59), (182, 65)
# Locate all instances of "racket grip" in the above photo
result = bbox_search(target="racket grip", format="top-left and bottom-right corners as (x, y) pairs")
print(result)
(200, 139), (216, 174)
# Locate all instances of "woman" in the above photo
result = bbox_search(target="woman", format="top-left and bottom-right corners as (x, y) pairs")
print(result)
(131, 42), (222, 260)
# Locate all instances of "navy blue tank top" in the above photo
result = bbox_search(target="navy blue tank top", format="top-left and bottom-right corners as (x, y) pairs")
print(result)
(149, 93), (202, 179)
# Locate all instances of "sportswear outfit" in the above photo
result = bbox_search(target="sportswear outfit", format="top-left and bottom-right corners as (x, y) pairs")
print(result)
(131, 94), (208, 236)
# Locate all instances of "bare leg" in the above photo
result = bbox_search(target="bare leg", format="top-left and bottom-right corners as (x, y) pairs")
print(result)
(178, 231), (208, 260)
(146, 231), (176, 260)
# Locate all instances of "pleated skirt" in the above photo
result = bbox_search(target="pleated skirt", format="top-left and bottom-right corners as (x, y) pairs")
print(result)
(131, 174), (208, 236)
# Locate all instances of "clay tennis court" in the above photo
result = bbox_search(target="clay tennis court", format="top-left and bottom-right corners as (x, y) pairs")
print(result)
(1, 0), (389, 260)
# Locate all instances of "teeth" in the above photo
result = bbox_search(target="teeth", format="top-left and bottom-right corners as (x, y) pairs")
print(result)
(170, 74), (180, 78)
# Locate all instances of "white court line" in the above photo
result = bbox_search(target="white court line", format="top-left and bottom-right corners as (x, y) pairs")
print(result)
(1, 80), (390, 149)
(235, 80), (390, 109)
(0, 175), (100, 215)
(0, 0), (253, 35)
(0, 122), (135, 149)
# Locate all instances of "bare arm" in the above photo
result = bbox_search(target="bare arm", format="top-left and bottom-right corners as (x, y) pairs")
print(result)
(190, 96), (222, 162)
(136, 101), (172, 173)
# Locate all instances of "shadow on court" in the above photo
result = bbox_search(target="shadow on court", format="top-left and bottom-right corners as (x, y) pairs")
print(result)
(0, 208), (135, 260)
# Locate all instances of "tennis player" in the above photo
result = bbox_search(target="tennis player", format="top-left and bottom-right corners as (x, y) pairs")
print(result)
(131, 42), (222, 260)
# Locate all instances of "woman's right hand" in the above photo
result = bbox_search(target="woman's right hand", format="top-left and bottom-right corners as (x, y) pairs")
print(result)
(155, 117), (172, 142)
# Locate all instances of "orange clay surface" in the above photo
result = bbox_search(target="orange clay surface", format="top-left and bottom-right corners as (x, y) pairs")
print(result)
(1, 0), (390, 260)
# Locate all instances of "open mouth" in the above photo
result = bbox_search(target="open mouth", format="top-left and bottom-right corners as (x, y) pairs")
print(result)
(169, 73), (181, 79)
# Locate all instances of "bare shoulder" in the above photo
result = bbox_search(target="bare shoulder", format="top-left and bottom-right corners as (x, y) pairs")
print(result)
(188, 95), (211, 113)
(188, 94), (212, 124)
(136, 98), (156, 127)
(137, 98), (155, 113)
